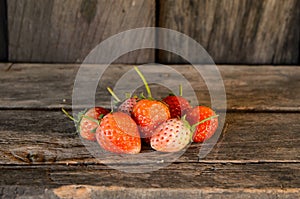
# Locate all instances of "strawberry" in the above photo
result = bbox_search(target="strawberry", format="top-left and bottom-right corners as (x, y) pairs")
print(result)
(79, 107), (110, 141)
(117, 97), (138, 115)
(107, 87), (138, 116)
(96, 112), (141, 154)
(162, 95), (191, 118)
(186, 106), (218, 143)
(132, 99), (170, 139)
(62, 107), (110, 141)
(131, 66), (171, 140)
(150, 118), (192, 152)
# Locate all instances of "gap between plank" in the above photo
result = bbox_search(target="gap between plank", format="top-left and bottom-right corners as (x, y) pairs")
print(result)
(0, 160), (299, 168)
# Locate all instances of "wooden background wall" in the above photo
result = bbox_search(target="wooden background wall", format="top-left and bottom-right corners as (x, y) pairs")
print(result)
(1, 0), (299, 64)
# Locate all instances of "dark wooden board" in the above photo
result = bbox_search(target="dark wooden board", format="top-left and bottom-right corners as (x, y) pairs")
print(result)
(158, 0), (300, 64)
(0, 64), (299, 111)
(0, 0), (8, 61)
(0, 163), (299, 198)
(7, 0), (155, 63)
(0, 110), (299, 165)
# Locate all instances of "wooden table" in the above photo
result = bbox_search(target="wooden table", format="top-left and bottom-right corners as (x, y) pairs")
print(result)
(0, 63), (299, 198)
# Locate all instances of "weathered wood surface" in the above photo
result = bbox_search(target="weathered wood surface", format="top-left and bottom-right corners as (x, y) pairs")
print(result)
(48, 186), (300, 199)
(158, 0), (300, 64)
(0, 64), (299, 111)
(0, 163), (299, 198)
(0, 110), (299, 165)
(0, 0), (7, 61)
(1, 186), (300, 199)
(7, 0), (155, 63)
(0, 62), (12, 70)
(6, 0), (300, 64)
(0, 63), (299, 198)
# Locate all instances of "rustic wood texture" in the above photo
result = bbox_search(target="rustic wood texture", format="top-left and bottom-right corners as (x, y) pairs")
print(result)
(0, 62), (11, 70)
(7, 0), (155, 63)
(0, 64), (299, 198)
(1, 186), (300, 199)
(158, 0), (300, 64)
(49, 185), (300, 199)
(0, 164), (299, 198)
(0, 0), (8, 61)
(0, 64), (299, 111)
(0, 111), (299, 165)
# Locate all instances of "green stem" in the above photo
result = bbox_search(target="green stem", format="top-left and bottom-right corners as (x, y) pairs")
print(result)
(82, 115), (100, 125)
(134, 66), (152, 99)
(179, 84), (183, 96)
(61, 108), (78, 122)
(191, 114), (219, 132)
(107, 87), (121, 102)
(125, 92), (131, 99)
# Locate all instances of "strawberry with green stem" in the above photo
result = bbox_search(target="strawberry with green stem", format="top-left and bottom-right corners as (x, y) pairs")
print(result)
(107, 87), (138, 116)
(62, 107), (110, 141)
(96, 112), (141, 154)
(131, 66), (171, 140)
(151, 115), (218, 152)
(186, 106), (219, 143)
(162, 84), (192, 118)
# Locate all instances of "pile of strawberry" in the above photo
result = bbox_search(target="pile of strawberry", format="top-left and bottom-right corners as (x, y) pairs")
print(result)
(63, 67), (218, 154)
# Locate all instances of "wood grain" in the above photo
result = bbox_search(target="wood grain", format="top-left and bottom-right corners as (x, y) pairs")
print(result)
(7, 0), (155, 63)
(0, 62), (12, 70)
(158, 0), (300, 64)
(0, 0), (8, 61)
(0, 63), (299, 197)
(0, 163), (299, 198)
(0, 110), (298, 165)
(49, 185), (300, 199)
(0, 64), (299, 111)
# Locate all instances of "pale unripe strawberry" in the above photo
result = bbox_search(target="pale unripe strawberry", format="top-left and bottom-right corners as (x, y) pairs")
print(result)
(117, 97), (138, 116)
(150, 118), (191, 152)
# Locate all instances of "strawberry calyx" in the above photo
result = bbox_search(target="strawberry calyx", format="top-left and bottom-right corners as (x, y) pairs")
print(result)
(62, 108), (88, 124)
(179, 114), (219, 142)
(62, 108), (101, 132)
(82, 115), (100, 125)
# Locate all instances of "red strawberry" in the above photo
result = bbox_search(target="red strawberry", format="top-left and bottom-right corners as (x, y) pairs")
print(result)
(96, 112), (141, 154)
(62, 107), (110, 141)
(162, 95), (191, 118)
(150, 118), (192, 152)
(79, 107), (110, 141)
(186, 106), (218, 143)
(132, 99), (170, 139)
(131, 66), (170, 141)
(117, 97), (138, 115)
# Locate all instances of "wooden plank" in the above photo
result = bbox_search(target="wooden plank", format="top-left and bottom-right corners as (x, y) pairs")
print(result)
(7, 0), (155, 63)
(0, 62), (11, 70)
(1, 186), (300, 199)
(158, 0), (300, 64)
(0, 64), (299, 111)
(0, 0), (8, 61)
(0, 110), (299, 165)
(0, 163), (299, 198)
(48, 185), (300, 199)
